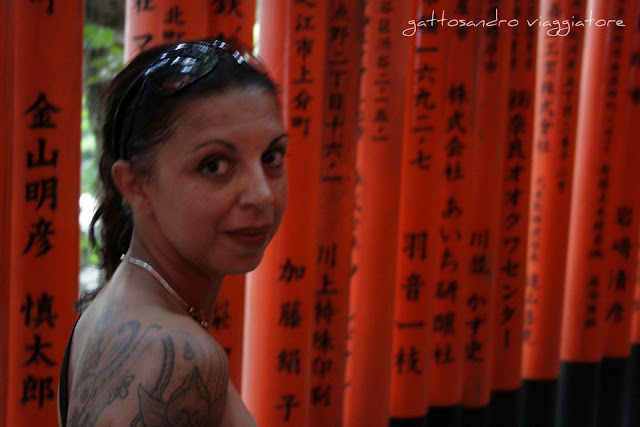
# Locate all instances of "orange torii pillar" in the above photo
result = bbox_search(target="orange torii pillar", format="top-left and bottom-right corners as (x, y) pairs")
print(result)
(343, 1), (411, 425)
(124, 0), (165, 60)
(124, 0), (207, 61)
(557, 1), (635, 425)
(520, 1), (586, 425)
(389, 0), (446, 425)
(627, 5), (640, 424)
(308, 1), (363, 426)
(598, 3), (640, 425)
(0, 1), (12, 424)
(1, 1), (82, 425)
(242, 0), (326, 424)
(489, 1), (538, 425)
(426, 1), (480, 425)
(207, 0), (255, 40)
(207, 0), (257, 396)
(462, 1), (512, 425)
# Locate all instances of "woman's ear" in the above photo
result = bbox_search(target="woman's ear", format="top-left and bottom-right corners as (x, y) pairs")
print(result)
(111, 160), (154, 216)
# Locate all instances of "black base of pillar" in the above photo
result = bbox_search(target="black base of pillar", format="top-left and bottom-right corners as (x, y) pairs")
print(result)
(597, 356), (628, 427)
(426, 405), (462, 427)
(389, 415), (427, 427)
(489, 389), (520, 427)
(626, 345), (640, 427)
(556, 361), (600, 427)
(461, 405), (489, 427)
(520, 378), (557, 427)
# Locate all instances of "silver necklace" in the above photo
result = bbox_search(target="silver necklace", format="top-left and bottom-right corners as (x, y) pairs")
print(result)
(121, 254), (209, 329)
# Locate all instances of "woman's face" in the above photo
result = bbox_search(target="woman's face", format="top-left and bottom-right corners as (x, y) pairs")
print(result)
(143, 87), (288, 277)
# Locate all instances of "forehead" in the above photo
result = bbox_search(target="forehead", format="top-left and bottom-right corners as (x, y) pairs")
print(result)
(176, 87), (281, 129)
(160, 88), (284, 156)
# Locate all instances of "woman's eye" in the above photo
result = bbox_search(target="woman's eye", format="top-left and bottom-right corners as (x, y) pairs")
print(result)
(262, 148), (286, 168)
(201, 158), (231, 175)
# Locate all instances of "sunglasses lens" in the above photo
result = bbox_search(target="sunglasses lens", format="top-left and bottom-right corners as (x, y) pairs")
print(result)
(145, 44), (220, 94)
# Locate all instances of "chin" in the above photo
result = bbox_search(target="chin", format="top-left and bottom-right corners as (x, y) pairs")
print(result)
(224, 253), (265, 275)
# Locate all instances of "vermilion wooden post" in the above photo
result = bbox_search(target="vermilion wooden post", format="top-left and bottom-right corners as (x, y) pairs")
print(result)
(125, 0), (208, 60)
(242, 0), (326, 424)
(556, 1), (628, 425)
(124, 0), (166, 60)
(597, 4), (640, 425)
(426, 2), (480, 426)
(207, 0), (256, 41)
(629, 11), (640, 422)
(4, 1), (82, 424)
(207, 0), (257, 396)
(161, 0), (207, 43)
(490, 1), (537, 425)
(0, 2), (14, 425)
(461, 2), (512, 425)
(389, 0), (445, 424)
(343, 1), (410, 425)
(308, 1), (363, 426)
(240, 0), (286, 410)
(520, 1), (586, 425)
(125, 0), (207, 61)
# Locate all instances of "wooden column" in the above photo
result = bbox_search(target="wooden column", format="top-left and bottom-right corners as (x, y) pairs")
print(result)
(308, 1), (364, 425)
(629, 11), (640, 419)
(3, 1), (82, 424)
(489, 1), (538, 425)
(343, 1), (410, 425)
(520, 1), (586, 425)
(207, 0), (256, 41)
(125, 0), (207, 61)
(427, 2), (480, 425)
(557, 1), (635, 425)
(208, 0), (258, 396)
(124, 0), (166, 60)
(243, 0), (326, 424)
(389, 0), (446, 424)
(597, 4), (640, 425)
(0, 1), (14, 425)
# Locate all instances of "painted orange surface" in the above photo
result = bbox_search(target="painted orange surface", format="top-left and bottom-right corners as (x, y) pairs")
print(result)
(560, 0), (627, 364)
(492, 0), (538, 393)
(243, 0), (326, 425)
(389, 0), (445, 418)
(343, 1), (411, 425)
(6, 1), (82, 424)
(521, 0), (585, 379)
(427, 0), (480, 409)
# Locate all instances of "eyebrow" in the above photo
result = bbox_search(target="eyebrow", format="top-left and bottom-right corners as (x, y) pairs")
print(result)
(187, 133), (289, 156)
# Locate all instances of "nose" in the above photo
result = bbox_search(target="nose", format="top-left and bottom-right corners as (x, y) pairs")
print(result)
(238, 163), (274, 210)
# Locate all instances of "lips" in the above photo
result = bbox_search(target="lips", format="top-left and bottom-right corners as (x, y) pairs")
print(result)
(224, 225), (272, 249)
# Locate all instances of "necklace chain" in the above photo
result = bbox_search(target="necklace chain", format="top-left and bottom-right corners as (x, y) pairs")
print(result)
(121, 254), (209, 329)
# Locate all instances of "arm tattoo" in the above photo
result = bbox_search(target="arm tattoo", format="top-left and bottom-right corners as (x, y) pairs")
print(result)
(68, 319), (227, 426)
(68, 321), (160, 426)
(134, 366), (219, 426)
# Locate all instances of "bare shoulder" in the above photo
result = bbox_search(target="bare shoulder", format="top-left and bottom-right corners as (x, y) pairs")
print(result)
(67, 310), (229, 426)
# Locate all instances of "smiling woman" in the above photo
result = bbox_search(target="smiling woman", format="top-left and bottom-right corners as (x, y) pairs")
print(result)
(58, 37), (286, 426)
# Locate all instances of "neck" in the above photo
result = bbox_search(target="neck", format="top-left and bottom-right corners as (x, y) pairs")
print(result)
(125, 230), (224, 325)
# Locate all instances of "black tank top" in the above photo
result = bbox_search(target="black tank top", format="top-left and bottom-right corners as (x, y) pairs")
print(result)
(58, 320), (78, 426)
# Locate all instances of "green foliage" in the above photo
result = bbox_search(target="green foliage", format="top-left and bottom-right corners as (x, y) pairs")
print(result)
(84, 23), (124, 84)
(81, 95), (97, 194)
(80, 23), (125, 271)
(80, 94), (98, 268)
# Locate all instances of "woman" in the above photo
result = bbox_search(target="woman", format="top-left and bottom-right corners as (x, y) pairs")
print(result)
(58, 37), (287, 426)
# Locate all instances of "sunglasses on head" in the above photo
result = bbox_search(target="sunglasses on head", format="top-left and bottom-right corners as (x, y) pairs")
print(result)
(112, 37), (266, 160)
